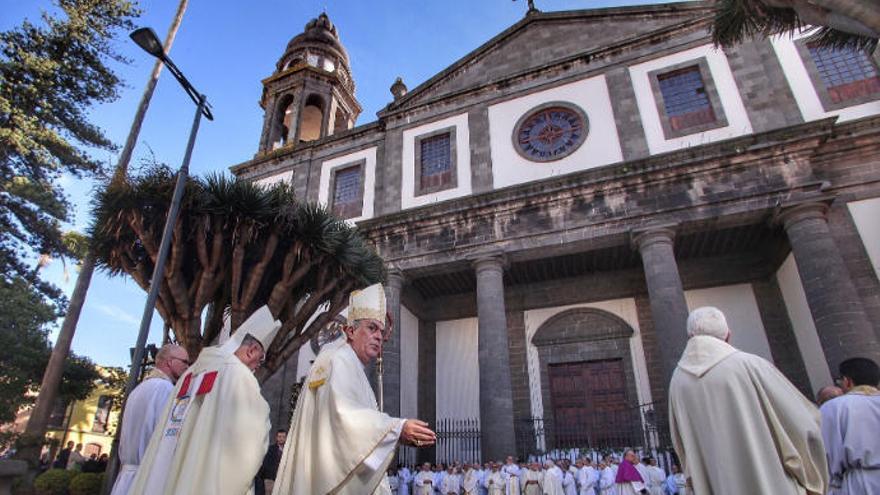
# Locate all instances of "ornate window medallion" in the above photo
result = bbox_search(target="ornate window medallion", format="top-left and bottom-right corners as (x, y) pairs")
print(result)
(513, 102), (588, 162)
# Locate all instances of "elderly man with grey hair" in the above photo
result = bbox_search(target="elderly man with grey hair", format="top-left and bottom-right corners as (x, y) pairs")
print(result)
(668, 306), (828, 495)
(111, 343), (189, 495)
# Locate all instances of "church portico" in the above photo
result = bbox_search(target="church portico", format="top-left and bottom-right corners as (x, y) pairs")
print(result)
(244, 4), (880, 464)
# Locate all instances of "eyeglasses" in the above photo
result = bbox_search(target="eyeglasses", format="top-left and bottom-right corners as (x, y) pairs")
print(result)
(171, 357), (191, 366)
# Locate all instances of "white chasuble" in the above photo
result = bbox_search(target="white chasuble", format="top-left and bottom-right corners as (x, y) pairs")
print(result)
(485, 471), (505, 495)
(129, 347), (270, 495)
(521, 470), (542, 495)
(415, 471), (435, 495)
(273, 340), (405, 495)
(463, 469), (480, 495)
(669, 335), (828, 495)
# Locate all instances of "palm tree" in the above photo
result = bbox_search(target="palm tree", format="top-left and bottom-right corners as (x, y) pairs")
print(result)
(90, 166), (385, 379)
(712, 0), (878, 52)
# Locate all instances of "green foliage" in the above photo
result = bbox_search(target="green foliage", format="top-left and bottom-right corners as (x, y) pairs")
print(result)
(33, 468), (76, 495)
(712, 0), (877, 53)
(0, 276), (101, 426)
(68, 473), (104, 495)
(0, 0), (140, 308)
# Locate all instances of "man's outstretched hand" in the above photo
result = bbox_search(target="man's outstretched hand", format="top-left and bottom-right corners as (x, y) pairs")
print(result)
(401, 419), (436, 448)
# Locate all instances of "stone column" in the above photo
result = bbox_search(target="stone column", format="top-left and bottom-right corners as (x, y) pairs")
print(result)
(383, 270), (404, 418)
(633, 227), (690, 388)
(473, 254), (517, 460)
(777, 202), (880, 372)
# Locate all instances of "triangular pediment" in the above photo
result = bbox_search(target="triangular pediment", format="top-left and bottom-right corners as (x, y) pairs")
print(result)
(382, 1), (714, 114)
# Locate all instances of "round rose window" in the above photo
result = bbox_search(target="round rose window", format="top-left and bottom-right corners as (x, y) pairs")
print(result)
(513, 102), (588, 162)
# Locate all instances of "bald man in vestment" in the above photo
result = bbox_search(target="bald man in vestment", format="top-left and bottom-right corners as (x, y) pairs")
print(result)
(669, 306), (828, 495)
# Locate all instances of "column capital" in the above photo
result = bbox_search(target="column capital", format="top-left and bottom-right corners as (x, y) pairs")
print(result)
(631, 224), (678, 252)
(385, 268), (405, 290)
(470, 251), (507, 274)
(774, 201), (829, 230)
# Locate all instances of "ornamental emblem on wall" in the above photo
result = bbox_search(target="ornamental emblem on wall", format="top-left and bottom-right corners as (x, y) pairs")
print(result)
(513, 101), (589, 162)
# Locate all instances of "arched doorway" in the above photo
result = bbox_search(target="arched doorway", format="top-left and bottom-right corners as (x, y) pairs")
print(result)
(531, 308), (641, 451)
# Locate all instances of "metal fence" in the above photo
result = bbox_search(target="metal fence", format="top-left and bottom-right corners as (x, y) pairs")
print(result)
(435, 418), (481, 464)
(516, 401), (672, 461)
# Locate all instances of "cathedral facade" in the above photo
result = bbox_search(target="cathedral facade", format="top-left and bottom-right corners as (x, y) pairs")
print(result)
(233, 2), (880, 462)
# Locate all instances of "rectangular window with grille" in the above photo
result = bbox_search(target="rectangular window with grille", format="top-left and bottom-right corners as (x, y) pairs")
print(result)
(656, 65), (716, 131)
(331, 164), (363, 220)
(419, 132), (454, 193)
(807, 44), (880, 104)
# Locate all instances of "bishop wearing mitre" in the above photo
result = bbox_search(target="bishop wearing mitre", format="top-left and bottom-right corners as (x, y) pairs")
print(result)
(129, 306), (281, 494)
(272, 283), (436, 495)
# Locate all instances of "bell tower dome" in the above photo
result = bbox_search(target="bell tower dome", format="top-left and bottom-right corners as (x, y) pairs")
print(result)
(257, 13), (361, 152)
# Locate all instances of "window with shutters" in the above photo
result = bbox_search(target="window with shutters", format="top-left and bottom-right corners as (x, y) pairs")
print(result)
(414, 127), (457, 196)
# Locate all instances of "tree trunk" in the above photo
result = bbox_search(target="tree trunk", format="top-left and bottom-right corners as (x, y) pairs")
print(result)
(15, 0), (191, 471)
(16, 255), (96, 468)
(809, 0), (880, 38)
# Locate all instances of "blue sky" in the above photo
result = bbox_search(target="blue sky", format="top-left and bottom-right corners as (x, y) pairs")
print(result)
(3, 0), (670, 367)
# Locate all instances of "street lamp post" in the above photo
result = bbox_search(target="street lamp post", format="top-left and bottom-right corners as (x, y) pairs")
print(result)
(102, 27), (212, 494)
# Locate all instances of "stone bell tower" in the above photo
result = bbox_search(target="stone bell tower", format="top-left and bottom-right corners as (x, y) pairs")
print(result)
(257, 13), (361, 153)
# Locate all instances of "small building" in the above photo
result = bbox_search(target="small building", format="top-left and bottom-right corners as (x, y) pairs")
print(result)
(237, 2), (880, 462)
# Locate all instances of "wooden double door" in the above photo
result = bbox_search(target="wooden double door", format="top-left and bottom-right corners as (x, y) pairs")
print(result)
(548, 358), (635, 448)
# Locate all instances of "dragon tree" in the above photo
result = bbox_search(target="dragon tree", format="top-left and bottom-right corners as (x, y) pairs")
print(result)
(90, 166), (385, 380)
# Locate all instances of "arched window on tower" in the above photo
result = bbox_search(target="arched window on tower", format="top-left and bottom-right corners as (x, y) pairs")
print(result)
(273, 94), (295, 149)
(333, 107), (349, 134)
(300, 94), (325, 142)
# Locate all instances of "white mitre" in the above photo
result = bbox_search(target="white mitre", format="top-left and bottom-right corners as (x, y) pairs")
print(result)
(220, 305), (282, 354)
(347, 283), (386, 325)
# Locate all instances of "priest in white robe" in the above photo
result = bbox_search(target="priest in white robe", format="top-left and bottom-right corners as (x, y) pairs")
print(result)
(820, 357), (880, 494)
(111, 344), (189, 495)
(597, 462), (615, 495)
(129, 306), (280, 495)
(669, 306), (828, 495)
(273, 284), (436, 495)
(463, 464), (481, 495)
(485, 464), (505, 495)
(561, 466), (577, 495)
(416, 464), (437, 495)
(542, 460), (564, 495)
(502, 457), (522, 495)
(575, 458), (597, 495)
(441, 465), (461, 495)
(644, 458), (665, 495)
(520, 462), (542, 495)
(400, 465), (413, 495)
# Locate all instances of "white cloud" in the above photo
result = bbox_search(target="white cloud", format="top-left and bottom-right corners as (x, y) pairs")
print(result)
(94, 303), (139, 326)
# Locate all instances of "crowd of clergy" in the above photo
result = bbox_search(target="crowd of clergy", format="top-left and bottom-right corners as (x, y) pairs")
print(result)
(387, 453), (684, 495)
(102, 282), (879, 495)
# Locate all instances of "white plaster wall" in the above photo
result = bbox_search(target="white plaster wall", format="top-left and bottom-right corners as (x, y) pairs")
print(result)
(255, 170), (294, 188)
(523, 298), (652, 420)
(776, 254), (833, 394)
(848, 198), (880, 280)
(629, 44), (753, 154)
(487, 75), (623, 189)
(435, 317), (480, 420)
(684, 284), (772, 361)
(317, 146), (377, 224)
(400, 305), (419, 419)
(770, 31), (880, 123)
(401, 113), (472, 209)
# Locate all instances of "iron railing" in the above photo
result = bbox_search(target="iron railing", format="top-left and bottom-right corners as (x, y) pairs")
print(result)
(516, 401), (671, 459)
(435, 418), (481, 464)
